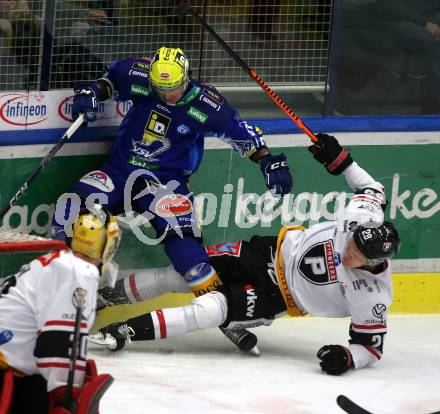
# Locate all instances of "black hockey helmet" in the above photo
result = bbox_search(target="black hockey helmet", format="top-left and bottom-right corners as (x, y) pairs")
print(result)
(353, 221), (401, 265)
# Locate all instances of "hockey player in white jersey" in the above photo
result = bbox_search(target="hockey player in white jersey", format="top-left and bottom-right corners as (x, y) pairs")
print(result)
(0, 206), (120, 413)
(92, 133), (401, 375)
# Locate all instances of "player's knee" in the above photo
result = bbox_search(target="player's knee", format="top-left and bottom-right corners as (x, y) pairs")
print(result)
(218, 284), (275, 330)
(189, 291), (228, 330)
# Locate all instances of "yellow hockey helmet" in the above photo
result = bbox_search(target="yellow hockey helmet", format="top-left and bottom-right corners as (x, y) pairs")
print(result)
(71, 208), (121, 266)
(149, 47), (189, 92)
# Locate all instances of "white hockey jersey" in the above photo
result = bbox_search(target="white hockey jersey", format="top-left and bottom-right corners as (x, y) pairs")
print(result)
(0, 249), (99, 391)
(278, 162), (392, 369)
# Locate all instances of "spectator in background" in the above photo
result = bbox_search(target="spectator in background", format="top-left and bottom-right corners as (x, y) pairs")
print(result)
(332, 0), (440, 113)
(248, 0), (282, 42)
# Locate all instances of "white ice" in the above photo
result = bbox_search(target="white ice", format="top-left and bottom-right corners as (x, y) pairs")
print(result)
(91, 314), (440, 414)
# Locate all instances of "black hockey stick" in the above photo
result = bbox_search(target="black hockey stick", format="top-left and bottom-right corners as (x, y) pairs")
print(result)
(175, 2), (318, 143)
(64, 287), (87, 410)
(337, 395), (440, 414)
(0, 114), (84, 221)
(337, 395), (372, 414)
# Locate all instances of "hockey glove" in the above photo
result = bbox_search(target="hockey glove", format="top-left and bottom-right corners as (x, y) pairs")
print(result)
(259, 153), (293, 197)
(317, 344), (353, 375)
(308, 133), (353, 175)
(72, 84), (100, 122)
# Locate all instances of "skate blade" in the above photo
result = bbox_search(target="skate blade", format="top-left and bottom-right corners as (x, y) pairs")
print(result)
(243, 345), (260, 356)
(89, 333), (111, 347)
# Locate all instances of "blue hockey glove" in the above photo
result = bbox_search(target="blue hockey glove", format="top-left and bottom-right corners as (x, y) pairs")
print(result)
(317, 344), (353, 375)
(72, 84), (100, 122)
(259, 153), (293, 197)
(308, 133), (353, 175)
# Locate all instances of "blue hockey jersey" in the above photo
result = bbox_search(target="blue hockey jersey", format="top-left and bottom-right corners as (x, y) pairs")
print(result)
(100, 57), (265, 178)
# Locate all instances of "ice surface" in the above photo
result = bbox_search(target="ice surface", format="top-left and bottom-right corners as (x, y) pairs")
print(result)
(92, 314), (440, 414)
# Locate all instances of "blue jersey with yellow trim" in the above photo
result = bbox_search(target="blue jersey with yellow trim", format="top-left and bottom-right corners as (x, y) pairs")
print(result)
(101, 58), (265, 178)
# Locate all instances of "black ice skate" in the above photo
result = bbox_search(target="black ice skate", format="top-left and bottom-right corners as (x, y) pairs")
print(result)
(89, 322), (135, 351)
(220, 327), (260, 356)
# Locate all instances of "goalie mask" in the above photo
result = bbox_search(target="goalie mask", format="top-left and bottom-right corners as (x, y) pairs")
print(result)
(71, 206), (121, 287)
(353, 221), (401, 266)
(148, 46), (189, 104)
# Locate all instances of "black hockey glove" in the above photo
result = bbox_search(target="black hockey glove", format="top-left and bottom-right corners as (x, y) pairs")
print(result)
(317, 344), (353, 375)
(259, 153), (293, 197)
(72, 84), (100, 122)
(308, 133), (353, 175)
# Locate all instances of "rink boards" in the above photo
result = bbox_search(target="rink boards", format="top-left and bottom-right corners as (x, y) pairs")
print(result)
(1, 126), (439, 316)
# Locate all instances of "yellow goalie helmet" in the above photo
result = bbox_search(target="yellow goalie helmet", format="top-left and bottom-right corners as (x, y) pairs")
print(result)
(149, 46), (189, 92)
(71, 207), (121, 285)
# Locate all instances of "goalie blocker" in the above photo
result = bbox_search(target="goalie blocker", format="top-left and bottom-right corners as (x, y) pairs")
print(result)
(0, 360), (113, 414)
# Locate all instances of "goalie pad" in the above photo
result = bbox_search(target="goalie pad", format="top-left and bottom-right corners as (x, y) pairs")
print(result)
(0, 369), (14, 414)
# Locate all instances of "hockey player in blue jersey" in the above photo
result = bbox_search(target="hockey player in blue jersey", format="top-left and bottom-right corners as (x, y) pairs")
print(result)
(52, 46), (292, 304)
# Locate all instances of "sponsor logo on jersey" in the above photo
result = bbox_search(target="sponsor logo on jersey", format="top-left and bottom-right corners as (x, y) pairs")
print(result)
(245, 284), (257, 317)
(155, 194), (192, 217)
(128, 155), (160, 169)
(205, 241), (242, 257)
(372, 303), (387, 318)
(157, 104), (171, 113)
(187, 106), (208, 123)
(177, 124), (190, 135)
(142, 110), (171, 144)
(129, 69), (148, 78)
(131, 84), (150, 97)
(202, 88), (224, 104)
(0, 93), (48, 126)
(353, 279), (373, 292)
(132, 62), (149, 72)
(0, 330), (13, 345)
(79, 171), (115, 192)
(199, 94), (221, 111)
(334, 251), (341, 266)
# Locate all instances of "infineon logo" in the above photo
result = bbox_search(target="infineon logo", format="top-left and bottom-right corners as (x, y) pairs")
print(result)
(0, 93), (48, 126)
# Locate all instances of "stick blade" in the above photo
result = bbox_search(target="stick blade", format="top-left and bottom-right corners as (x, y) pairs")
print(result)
(336, 395), (373, 414)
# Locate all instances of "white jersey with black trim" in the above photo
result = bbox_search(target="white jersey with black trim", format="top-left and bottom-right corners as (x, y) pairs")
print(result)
(0, 250), (99, 391)
(279, 162), (392, 369)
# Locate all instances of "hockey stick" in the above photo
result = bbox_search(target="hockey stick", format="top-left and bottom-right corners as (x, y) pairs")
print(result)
(0, 114), (84, 221)
(337, 395), (372, 414)
(337, 395), (440, 414)
(64, 287), (87, 410)
(175, 2), (318, 143)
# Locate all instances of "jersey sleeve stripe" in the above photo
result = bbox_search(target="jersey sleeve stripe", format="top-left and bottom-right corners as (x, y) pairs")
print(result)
(352, 323), (386, 330)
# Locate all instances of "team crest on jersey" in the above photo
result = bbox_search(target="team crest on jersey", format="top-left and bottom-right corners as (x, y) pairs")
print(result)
(79, 171), (114, 192)
(298, 240), (337, 285)
(205, 241), (242, 257)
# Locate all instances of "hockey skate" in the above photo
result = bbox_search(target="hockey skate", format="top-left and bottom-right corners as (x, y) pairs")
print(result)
(219, 327), (260, 356)
(96, 282), (130, 313)
(89, 322), (135, 351)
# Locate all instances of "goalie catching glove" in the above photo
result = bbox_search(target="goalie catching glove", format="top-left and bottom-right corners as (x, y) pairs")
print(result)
(259, 153), (293, 197)
(317, 345), (353, 375)
(308, 133), (353, 175)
